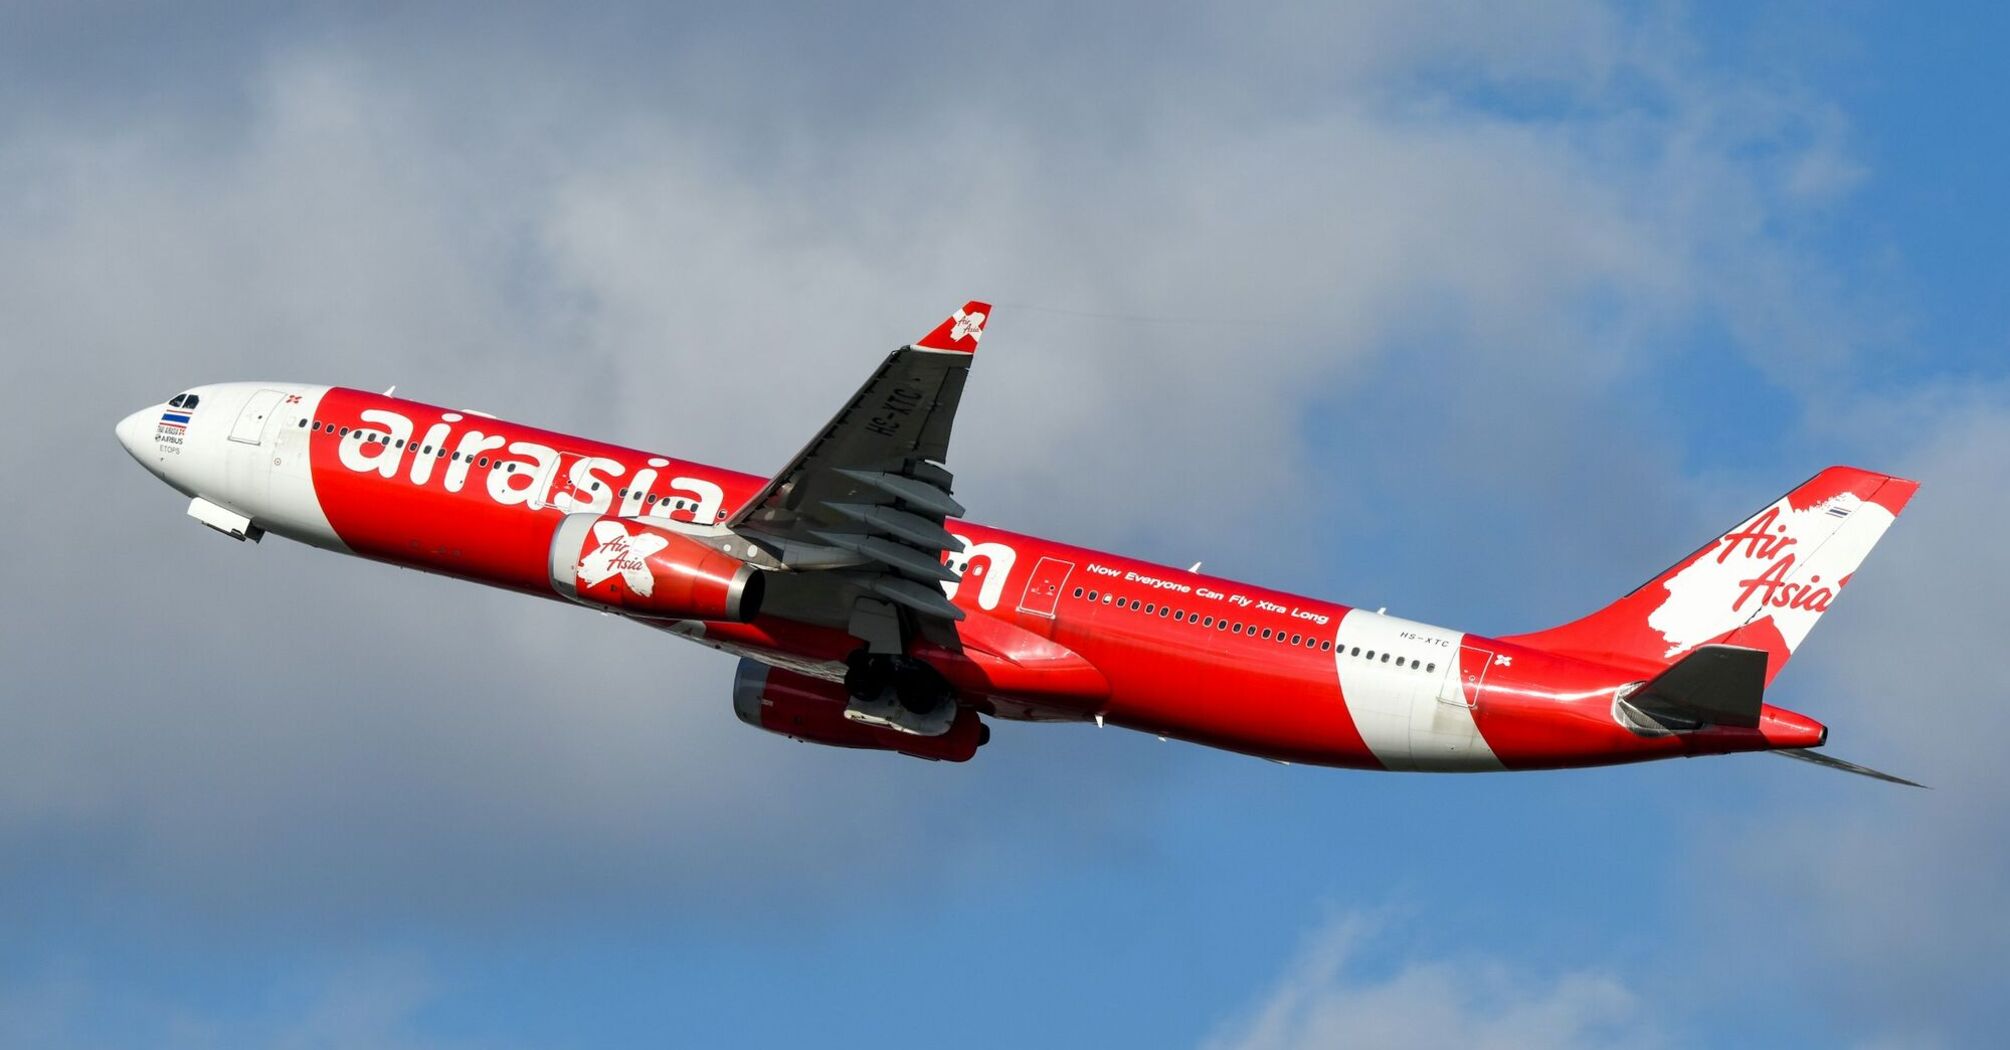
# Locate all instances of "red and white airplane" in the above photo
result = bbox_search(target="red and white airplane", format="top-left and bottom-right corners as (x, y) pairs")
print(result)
(117, 302), (1919, 783)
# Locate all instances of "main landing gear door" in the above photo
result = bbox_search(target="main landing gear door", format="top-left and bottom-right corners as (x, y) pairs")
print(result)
(1016, 557), (1075, 619)
(1437, 644), (1494, 709)
(228, 388), (288, 445)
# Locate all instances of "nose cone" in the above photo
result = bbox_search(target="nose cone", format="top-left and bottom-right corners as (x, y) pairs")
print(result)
(116, 406), (156, 461)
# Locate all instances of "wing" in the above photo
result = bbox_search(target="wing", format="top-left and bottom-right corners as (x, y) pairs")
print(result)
(729, 301), (990, 647)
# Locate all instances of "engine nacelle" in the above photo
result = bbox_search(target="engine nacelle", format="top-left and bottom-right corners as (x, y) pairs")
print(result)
(732, 659), (986, 762)
(549, 514), (764, 621)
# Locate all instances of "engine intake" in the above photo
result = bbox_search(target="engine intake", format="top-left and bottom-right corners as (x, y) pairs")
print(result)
(732, 659), (986, 762)
(549, 514), (763, 622)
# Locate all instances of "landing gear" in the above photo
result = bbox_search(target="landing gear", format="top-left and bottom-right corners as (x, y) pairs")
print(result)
(842, 649), (957, 737)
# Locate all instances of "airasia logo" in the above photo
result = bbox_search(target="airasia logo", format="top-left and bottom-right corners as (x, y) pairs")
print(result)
(1646, 492), (1886, 658)
(950, 308), (987, 344)
(330, 405), (726, 523)
(1716, 507), (1835, 614)
(578, 521), (667, 597)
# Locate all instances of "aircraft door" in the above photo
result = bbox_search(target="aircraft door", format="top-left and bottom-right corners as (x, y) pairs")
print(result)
(228, 388), (287, 445)
(1437, 644), (1494, 710)
(1016, 557), (1075, 619)
(541, 449), (622, 516)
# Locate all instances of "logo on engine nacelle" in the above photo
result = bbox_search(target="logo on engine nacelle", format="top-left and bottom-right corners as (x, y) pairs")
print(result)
(578, 521), (669, 597)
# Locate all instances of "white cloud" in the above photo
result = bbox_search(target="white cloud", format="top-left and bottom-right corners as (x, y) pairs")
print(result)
(1203, 912), (1661, 1050)
(1685, 383), (2010, 1045)
(0, 0), (1913, 962)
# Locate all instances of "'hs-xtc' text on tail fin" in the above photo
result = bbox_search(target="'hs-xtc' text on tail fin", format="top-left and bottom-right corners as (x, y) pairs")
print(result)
(1505, 466), (1919, 684)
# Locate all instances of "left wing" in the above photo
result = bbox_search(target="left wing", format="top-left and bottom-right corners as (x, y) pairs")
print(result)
(728, 301), (990, 647)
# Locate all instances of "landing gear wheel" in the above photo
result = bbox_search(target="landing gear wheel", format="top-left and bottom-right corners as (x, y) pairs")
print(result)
(839, 650), (957, 737)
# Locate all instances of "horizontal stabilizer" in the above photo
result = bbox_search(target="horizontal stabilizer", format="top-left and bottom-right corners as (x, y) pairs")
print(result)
(1774, 747), (1925, 788)
(1621, 644), (1767, 732)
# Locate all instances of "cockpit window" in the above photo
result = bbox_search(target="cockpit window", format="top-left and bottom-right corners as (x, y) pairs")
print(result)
(168, 393), (199, 410)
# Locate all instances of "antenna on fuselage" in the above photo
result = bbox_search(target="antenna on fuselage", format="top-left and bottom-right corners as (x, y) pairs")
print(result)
(1189, 561), (1203, 573)
(382, 385), (397, 396)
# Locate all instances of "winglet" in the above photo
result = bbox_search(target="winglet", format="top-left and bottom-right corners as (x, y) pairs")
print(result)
(914, 301), (990, 353)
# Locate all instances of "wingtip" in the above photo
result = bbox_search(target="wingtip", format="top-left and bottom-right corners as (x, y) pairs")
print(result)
(914, 301), (990, 353)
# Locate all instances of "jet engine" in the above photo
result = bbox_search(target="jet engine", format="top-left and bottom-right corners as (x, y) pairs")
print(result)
(732, 659), (987, 762)
(549, 513), (763, 621)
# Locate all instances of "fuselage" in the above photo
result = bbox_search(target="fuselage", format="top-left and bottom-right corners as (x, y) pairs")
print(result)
(117, 381), (1825, 772)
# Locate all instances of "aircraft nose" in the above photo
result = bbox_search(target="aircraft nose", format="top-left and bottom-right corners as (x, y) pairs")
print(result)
(116, 406), (156, 461)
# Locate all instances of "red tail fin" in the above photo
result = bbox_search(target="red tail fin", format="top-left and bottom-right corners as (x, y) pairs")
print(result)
(1505, 466), (1918, 683)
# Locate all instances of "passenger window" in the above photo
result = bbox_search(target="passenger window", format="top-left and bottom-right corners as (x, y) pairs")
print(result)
(1381, 653), (1390, 663)
(479, 457), (489, 467)
(339, 426), (350, 436)
(1427, 663), (1436, 673)
(1129, 599), (1140, 610)
(1086, 591), (1097, 602)
(297, 418), (307, 427)
(1351, 647), (1361, 657)
(1365, 650), (1374, 660)
(1321, 641), (1332, 651)
(1072, 588), (1084, 598)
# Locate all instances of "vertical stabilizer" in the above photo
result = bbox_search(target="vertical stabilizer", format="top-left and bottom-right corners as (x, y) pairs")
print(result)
(1506, 466), (1918, 681)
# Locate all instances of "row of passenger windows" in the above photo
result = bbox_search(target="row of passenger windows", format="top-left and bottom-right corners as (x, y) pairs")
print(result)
(1068, 586), (1437, 673)
(304, 419), (705, 511)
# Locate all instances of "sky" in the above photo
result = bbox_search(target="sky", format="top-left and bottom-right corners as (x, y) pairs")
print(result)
(2, 2), (2007, 1047)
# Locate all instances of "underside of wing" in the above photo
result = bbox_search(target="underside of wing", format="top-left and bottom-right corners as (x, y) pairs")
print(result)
(727, 302), (991, 651)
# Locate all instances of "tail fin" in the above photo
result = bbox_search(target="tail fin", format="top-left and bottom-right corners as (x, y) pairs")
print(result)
(1506, 466), (1918, 682)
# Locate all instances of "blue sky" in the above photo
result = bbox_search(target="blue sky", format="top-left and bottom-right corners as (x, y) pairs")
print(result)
(4, 3), (2007, 1047)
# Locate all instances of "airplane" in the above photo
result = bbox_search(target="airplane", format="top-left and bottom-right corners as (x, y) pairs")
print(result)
(115, 301), (1920, 784)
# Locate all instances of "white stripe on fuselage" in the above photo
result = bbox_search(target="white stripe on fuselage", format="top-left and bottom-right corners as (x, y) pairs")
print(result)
(1333, 609), (1502, 772)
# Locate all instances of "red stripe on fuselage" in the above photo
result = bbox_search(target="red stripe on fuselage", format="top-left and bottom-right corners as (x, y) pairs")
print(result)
(302, 389), (1384, 768)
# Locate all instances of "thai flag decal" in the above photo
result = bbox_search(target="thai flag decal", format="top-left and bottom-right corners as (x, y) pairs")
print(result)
(159, 408), (191, 430)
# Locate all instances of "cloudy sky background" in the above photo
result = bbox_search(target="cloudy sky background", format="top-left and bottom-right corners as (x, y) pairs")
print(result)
(3, 3), (2006, 1046)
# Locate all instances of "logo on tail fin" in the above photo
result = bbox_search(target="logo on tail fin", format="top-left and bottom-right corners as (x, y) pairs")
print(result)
(1648, 492), (1886, 658)
(950, 309), (987, 344)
